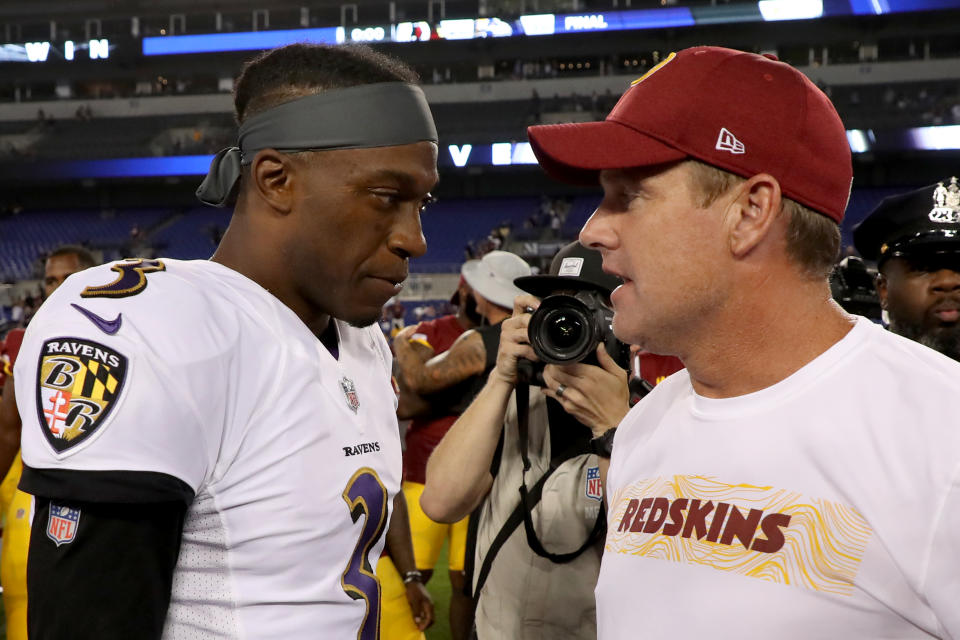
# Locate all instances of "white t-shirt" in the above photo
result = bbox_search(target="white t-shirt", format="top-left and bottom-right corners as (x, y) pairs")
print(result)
(599, 317), (960, 640)
(17, 258), (402, 639)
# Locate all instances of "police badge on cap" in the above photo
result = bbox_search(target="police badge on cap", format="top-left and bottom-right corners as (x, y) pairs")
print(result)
(853, 177), (960, 263)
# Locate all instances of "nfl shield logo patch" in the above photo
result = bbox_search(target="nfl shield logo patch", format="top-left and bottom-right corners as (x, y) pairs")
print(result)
(47, 504), (81, 546)
(585, 466), (602, 502)
(340, 377), (360, 414)
(35, 338), (128, 454)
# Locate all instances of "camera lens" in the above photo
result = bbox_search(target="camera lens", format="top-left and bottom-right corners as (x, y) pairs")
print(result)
(529, 298), (595, 364)
(545, 313), (584, 350)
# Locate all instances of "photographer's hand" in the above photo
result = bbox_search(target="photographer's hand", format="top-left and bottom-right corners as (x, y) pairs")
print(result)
(542, 343), (630, 437)
(492, 294), (542, 386)
(423, 293), (542, 524)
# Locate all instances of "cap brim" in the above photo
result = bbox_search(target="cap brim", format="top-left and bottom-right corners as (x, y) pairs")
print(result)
(527, 119), (687, 185)
(887, 236), (960, 260)
(514, 274), (612, 298)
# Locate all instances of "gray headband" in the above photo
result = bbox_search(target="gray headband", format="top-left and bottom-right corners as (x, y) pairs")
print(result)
(196, 82), (438, 207)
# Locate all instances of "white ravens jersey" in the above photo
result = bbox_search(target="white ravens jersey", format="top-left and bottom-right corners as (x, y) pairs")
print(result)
(16, 258), (402, 639)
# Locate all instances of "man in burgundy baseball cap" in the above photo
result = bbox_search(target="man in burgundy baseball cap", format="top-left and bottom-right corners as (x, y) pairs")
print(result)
(531, 46), (960, 639)
(528, 46), (852, 222)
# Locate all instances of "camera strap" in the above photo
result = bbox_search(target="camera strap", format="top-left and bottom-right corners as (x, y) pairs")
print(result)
(515, 381), (606, 562)
(471, 444), (571, 598)
(471, 383), (606, 599)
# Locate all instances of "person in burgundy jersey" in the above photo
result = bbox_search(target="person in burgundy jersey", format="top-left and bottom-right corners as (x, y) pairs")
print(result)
(0, 329), (24, 389)
(627, 348), (685, 406)
(637, 353), (684, 384)
(391, 273), (500, 640)
(399, 277), (479, 484)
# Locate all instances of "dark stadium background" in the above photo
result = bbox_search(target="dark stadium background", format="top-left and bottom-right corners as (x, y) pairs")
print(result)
(0, 0), (959, 637)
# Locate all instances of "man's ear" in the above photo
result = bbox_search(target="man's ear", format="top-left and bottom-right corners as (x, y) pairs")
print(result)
(723, 173), (783, 259)
(875, 271), (889, 310)
(250, 149), (295, 215)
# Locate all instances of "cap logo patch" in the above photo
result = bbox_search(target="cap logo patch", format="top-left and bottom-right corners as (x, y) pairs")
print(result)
(558, 257), (585, 277)
(630, 52), (676, 86)
(716, 128), (745, 155)
(930, 176), (960, 224)
(36, 338), (128, 455)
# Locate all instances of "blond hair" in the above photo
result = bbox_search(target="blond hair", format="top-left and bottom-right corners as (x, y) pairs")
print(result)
(685, 160), (840, 279)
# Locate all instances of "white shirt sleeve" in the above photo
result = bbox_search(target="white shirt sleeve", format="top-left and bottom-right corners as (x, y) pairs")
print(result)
(17, 266), (236, 497)
(920, 466), (960, 640)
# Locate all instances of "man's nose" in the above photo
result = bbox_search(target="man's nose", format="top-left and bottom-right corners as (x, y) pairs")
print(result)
(389, 206), (427, 260)
(580, 207), (617, 251)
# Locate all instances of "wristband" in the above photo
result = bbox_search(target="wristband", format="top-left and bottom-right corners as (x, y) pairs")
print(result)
(590, 428), (616, 459)
(403, 570), (424, 584)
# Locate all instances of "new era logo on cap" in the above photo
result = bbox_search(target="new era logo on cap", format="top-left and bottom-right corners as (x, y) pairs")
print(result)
(716, 128), (745, 154)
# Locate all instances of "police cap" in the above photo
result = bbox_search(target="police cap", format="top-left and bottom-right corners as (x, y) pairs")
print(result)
(853, 177), (960, 263)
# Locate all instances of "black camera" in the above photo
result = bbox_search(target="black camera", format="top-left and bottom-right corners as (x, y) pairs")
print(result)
(516, 290), (631, 386)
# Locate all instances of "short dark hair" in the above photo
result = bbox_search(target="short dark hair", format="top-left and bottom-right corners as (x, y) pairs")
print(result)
(233, 43), (419, 125)
(48, 245), (97, 270)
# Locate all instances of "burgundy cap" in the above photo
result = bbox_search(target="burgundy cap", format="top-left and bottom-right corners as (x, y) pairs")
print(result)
(527, 46), (852, 223)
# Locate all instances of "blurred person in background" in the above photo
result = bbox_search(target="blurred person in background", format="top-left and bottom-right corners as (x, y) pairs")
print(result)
(392, 251), (530, 638)
(854, 176), (960, 361)
(394, 252), (531, 410)
(378, 488), (436, 640)
(380, 274), (479, 640)
(394, 251), (530, 639)
(0, 244), (96, 640)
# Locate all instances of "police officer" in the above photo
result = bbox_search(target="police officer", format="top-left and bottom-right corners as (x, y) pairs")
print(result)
(854, 176), (960, 361)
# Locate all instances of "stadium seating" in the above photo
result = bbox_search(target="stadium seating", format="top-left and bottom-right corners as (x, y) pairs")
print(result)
(0, 188), (914, 285)
(0, 208), (171, 281)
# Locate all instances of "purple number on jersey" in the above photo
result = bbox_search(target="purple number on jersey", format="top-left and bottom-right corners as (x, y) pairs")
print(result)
(80, 259), (166, 298)
(341, 467), (389, 640)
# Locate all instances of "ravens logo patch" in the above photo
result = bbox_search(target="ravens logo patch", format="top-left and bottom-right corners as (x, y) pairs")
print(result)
(35, 338), (128, 454)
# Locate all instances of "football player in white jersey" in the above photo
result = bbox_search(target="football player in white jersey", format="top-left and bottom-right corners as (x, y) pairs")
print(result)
(16, 43), (438, 639)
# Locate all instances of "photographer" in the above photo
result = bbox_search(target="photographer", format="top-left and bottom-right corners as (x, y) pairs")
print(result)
(421, 242), (630, 640)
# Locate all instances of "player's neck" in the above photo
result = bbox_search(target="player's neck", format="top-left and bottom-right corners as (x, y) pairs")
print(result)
(682, 279), (855, 399)
(317, 319), (339, 359)
(211, 222), (332, 336)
